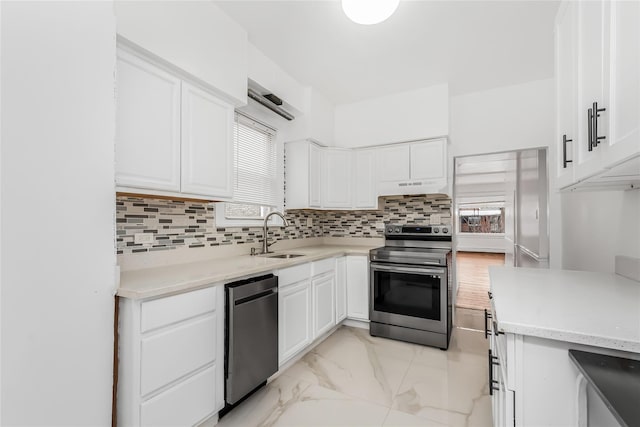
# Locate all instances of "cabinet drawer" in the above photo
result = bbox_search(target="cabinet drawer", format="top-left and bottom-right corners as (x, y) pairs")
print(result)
(140, 365), (216, 427)
(312, 257), (335, 276)
(141, 286), (216, 332)
(278, 263), (312, 287)
(141, 313), (217, 396)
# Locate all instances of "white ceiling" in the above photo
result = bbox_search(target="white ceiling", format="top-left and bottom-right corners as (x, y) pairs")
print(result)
(215, 0), (560, 105)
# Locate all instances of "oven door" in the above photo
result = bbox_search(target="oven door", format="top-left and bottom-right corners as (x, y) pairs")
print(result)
(370, 262), (447, 333)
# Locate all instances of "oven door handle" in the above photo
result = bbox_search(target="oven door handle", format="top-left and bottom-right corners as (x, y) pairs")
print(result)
(370, 263), (445, 275)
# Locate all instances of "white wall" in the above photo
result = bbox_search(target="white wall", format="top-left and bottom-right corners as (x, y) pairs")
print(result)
(456, 235), (507, 253)
(449, 79), (554, 157)
(115, 0), (248, 105)
(562, 190), (640, 273)
(247, 44), (335, 146)
(1, 2), (116, 424)
(248, 43), (306, 112)
(307, 88), (336, 146)
(450, 78), (561, 267)
(334, 84), (449, 147)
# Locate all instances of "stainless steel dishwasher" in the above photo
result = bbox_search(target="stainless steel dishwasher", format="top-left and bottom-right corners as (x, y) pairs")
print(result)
(224, 274), (278, 410)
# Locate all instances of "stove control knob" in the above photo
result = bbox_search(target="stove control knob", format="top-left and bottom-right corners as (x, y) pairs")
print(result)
(443, 228), (449, 234)
(433, 228), (440, 233)
(395, 227), (401, 233)
(387, 226), (394, 234)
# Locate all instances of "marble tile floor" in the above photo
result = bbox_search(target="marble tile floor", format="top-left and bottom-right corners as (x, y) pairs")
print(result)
(217, 326), (492, 427)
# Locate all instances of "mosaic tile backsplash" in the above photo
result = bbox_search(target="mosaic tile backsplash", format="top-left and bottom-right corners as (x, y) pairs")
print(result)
(116, 195), (451, 255)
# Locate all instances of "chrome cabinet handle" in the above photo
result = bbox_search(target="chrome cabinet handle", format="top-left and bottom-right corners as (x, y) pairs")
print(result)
(562, 134), (573, 168)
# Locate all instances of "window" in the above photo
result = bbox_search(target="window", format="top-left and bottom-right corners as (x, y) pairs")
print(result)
(458, 203), (505, 234)
(216, 113), (279, 227)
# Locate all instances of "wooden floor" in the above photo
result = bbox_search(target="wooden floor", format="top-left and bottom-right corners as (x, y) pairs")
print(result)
(455, 251), (505, 311)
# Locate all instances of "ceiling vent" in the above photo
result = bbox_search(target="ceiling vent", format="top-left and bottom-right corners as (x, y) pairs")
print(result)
(247, 88), (295, 121)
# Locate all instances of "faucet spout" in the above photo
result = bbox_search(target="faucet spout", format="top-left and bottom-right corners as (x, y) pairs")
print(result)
(262, 211), (289, 254)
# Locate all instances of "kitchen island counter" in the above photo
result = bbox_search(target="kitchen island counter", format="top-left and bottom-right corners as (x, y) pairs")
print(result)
(489, 266), (640, 353)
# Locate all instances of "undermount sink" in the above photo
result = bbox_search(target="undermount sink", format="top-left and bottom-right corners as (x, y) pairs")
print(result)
(264, 253), (305, 259)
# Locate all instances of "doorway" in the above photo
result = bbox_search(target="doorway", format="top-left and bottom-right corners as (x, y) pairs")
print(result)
(452, 148), (549, 330)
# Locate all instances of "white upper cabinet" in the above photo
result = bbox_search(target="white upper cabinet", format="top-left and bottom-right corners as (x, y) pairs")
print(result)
(555, 1), (578, 189)
(116, 49), (181, 192)
(555, 0), (640, 190)
(574, 0), (610, 182)
(375, 144), (411, 183)
(285, 138), (449, 209)
(353, 149), (377, 209)
(309, 143), (322, 208)
(115, 48), (234, 200)
(605, 0), (640, 167)
(410, 139), (447, 181)
(323, 149), (352, 209)
(376, 138), (448, 196)
(285, 141), (321, 209)
(180, 82), (233, 199)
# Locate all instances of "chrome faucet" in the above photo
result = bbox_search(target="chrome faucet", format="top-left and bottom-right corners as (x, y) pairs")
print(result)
(261, 211), (289, 254)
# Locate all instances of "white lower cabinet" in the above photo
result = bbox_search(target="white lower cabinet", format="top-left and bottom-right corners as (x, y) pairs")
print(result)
(312, 272), (336, 339)
(118, 285), (224, 427)
(488, 310), (635, 426)
(277, 257), (349, 366)
(278, 279), (312, 365)
(335, 257), (347, 323)
(346, 255), (369, 321)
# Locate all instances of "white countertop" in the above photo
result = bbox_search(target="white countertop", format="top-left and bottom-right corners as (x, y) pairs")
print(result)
(118, 245), (376, 299)
(489, 266), (640, 352)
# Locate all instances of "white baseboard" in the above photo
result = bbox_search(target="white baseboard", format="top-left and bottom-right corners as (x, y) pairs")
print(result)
(615, 255), (640, 282)
(342, 318), (369, 330)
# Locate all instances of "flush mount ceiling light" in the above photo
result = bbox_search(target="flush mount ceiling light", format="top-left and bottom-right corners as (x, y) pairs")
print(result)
(342, 0), (400, 25)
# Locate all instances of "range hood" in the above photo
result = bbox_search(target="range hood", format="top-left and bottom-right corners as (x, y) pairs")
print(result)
(247, 88), (295, 121)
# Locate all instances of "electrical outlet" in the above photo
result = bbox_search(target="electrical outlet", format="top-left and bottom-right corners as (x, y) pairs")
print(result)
(134, 233), (154, 244)
(307, 217), (313, 227)
(376, 222), (385, 230)
(430, 214), (442, 225)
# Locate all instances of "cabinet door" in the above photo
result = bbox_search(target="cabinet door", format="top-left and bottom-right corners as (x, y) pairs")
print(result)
(279, 280), (312, 365)
(375, 145), (410, 182)
(284, 142), (311, 210)
(410, 139), (446, 181)
(312, 273), (336, 339)
(309, 144), (322, 208)
(335, 257), (347, 323)
(353, 150), (377, 209)
(180, 82), (233, 199)
(116, 50), (181, 192)
(606, 0), (640, 166)
(556, 2), (578, 189)
(323, 149), (352, 208)
(346, 256), (369, 321)
(575, 0), (610, 181)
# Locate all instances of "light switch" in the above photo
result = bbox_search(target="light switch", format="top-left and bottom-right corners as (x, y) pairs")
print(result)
(307, 217), (313, 227)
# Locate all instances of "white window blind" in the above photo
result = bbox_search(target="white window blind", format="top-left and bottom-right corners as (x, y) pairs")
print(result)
(232, 113), (278, 207)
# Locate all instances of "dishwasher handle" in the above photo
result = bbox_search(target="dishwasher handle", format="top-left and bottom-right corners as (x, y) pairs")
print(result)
(227, 274), (277, 303)
(234, 288), (277, 306)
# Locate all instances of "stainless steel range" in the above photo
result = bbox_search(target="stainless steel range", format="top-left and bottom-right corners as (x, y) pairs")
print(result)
(369, 224), (452, 350)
